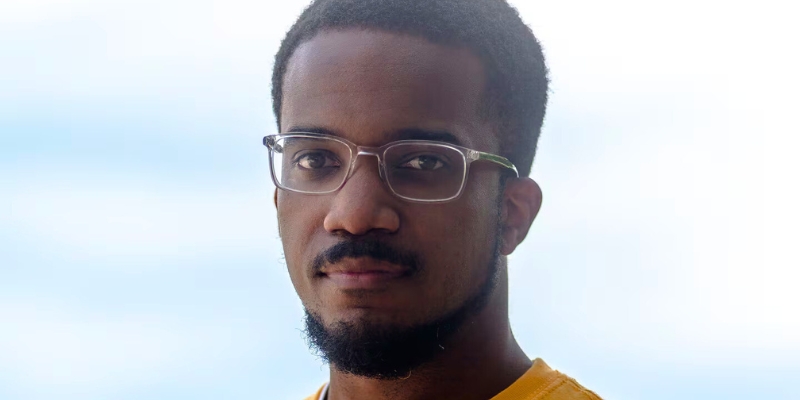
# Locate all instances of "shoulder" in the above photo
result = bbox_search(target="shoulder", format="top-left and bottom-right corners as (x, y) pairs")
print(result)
(492, 359), (602, 400)
(303, 384), (326, 400)
(544, 374), (603, 400)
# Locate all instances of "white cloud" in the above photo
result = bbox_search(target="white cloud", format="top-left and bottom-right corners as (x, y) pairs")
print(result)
(2, 173), (280, 263)
(0, 298), (267, 395)
(511, 115), (799, 363)
(0, 0), (309, 106)
(0, 0), (100, 26)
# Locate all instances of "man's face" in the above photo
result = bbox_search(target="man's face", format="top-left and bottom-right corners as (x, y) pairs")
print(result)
(277, 29), (505, 359)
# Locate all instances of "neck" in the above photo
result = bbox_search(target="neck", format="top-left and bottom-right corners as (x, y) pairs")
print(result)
(326, 267), (531, 400)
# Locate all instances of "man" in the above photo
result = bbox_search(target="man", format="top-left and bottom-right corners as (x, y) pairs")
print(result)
(266, 0), (601, 399)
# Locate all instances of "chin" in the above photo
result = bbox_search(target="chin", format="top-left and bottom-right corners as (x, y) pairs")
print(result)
(323, 306), (421, 330)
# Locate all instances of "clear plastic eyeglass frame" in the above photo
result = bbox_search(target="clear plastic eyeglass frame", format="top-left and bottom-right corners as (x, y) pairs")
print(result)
(262, 132), (519, 203)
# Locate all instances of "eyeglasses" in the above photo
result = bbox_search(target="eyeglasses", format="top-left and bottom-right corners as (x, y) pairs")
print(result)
(263, 132), (518, 203)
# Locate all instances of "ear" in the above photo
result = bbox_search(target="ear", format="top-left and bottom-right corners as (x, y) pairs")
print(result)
(499, 177), (542, 255)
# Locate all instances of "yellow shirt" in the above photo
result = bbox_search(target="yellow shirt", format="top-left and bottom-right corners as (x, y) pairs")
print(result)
(304, 358), (601, 400)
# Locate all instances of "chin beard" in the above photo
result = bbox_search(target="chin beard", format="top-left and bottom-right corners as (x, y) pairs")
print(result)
(303, 251), (501, 379)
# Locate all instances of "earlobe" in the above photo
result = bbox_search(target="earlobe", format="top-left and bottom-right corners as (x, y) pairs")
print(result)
(500, 178), (542, 255)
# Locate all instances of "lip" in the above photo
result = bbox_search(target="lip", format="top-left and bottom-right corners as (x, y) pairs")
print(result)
(319, 258), (410, 289)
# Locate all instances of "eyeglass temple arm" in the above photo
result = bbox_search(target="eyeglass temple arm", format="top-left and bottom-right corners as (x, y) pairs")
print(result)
(473, 151), (519, 177)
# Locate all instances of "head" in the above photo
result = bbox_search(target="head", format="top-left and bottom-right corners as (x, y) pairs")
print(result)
(271, 0), (547, 379)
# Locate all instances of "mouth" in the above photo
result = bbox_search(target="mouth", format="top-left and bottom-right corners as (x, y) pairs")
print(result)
(318, 258), (412, 289)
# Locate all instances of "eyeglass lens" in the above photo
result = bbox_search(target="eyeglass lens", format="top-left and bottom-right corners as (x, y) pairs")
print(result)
(270, 136), (467, 201)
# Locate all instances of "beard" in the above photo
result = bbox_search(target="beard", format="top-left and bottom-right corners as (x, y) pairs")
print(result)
(303, 237), (502, 379)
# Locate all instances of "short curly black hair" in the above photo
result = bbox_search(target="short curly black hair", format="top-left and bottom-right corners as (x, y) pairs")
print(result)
(272, 0), (549, 177)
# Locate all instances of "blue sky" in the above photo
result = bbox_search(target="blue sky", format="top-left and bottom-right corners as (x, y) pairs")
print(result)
(1, 0), (798, 399)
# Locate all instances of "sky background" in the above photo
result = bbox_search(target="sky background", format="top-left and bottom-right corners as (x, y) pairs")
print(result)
(1, 0), (798, 399)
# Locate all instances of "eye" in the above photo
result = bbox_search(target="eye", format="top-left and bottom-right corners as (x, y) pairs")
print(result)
(294, 151), (341, 170)
(398, 155), (446, 171)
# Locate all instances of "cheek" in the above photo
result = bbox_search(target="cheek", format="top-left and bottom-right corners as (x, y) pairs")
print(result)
(407, 184), (500, 310)
(453, 174), (501, 281)
(277, 194), (327, 304)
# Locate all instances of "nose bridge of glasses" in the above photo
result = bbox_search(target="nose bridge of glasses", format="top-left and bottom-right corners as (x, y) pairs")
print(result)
(353, 146), (386, 180)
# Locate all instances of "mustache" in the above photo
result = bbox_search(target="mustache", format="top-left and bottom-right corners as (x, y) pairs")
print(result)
(311, 238), (421, 275)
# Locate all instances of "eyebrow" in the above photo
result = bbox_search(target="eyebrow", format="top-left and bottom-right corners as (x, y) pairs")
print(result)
(284, 126), (463, 146)
(285, 126), (338, 136)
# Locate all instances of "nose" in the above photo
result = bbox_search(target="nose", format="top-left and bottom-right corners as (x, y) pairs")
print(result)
(323, 156), (400, 236)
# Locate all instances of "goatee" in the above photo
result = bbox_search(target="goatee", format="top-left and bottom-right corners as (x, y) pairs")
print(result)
(304, 250), (501, 379)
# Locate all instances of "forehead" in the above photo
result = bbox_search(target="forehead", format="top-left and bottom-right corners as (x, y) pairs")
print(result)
(281, 29), (493, 149)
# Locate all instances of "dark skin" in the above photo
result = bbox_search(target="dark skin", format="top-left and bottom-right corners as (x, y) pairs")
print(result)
(274, 30), (543, 400)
